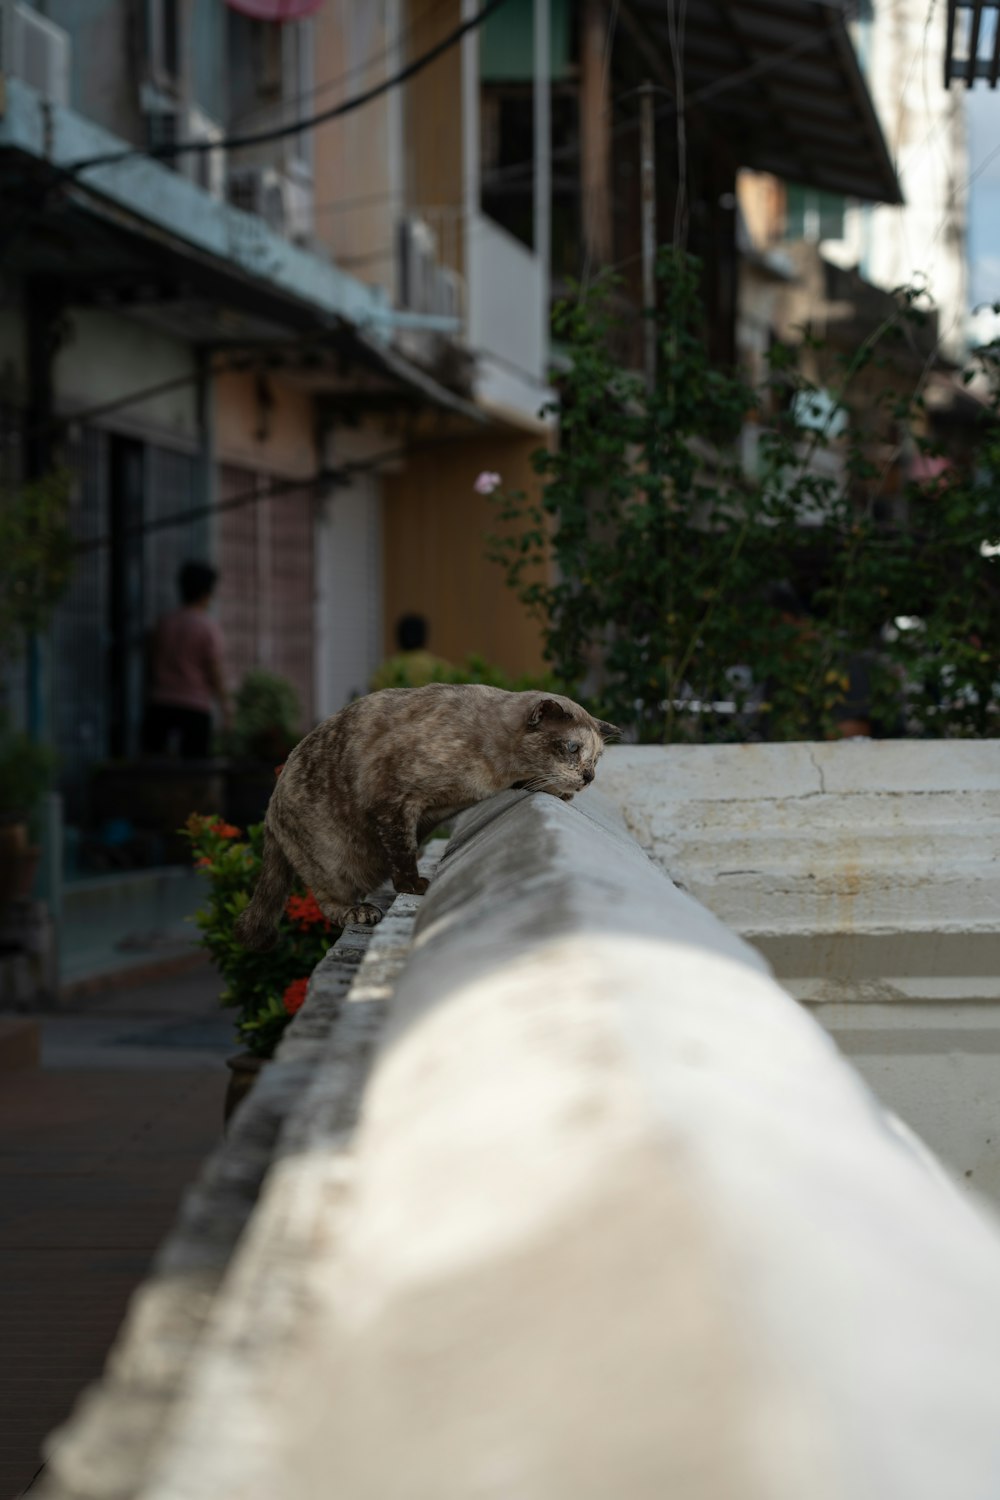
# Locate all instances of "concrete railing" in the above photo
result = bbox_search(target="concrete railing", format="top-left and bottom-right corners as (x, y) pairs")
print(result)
(38, 783), (1000, 1500)
(467, 210), (545, 381)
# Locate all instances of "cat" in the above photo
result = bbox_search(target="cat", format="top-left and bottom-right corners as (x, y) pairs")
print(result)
(233, 683), (620, 950)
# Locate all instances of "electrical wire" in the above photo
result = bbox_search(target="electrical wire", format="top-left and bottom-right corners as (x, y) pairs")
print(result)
(230, 0), (457, 129)
(71, 428), (484, 554)
(68, 0), (512, 176)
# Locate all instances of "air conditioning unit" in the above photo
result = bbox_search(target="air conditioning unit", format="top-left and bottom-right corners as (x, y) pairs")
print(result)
(185, 106), (226, 202)
(397, 217), (438, 313)
(437, 266), (464, 323)
(228, 165), (313, 244)
(0, 1), (71, 107)
(398, 216), (465, 321)
(229, 165), (286, 234)
(281, 173), (313, 245)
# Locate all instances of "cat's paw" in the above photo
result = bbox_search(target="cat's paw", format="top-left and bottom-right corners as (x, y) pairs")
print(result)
(394, 875), (430, 896)
(559, 792), (575, 802)
(340, 903), (383, 927)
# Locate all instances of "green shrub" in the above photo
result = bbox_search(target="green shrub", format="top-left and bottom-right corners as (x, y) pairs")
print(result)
(229, 669), (301, 761)
(0, 716), (56, 822)
(183, 813), (338, 1057)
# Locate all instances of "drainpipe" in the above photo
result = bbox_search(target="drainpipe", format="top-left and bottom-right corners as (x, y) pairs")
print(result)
(461, 0), (481, 287)
(24, 286), (57, 742)
(639, 81), (657, 396)
(23, 281), (64, 937)
(534, 0), (551, 363)
(196, 347), (217, 563)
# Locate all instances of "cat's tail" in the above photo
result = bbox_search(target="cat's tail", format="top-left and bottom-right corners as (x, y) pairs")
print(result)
(234, 827), (295, 951)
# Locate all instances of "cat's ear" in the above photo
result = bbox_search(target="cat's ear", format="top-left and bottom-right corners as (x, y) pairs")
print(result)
(594, 718), (623, 742)
(526, 697), (573, 730)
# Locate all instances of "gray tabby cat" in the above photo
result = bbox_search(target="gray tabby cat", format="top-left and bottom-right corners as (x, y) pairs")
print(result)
(234, 683), (619, 950)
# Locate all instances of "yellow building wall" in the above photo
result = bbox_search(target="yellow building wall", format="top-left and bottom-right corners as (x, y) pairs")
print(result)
(311, 0), (464, 289)
(312, 1), (397, 289)
(383, 431), (549, 678)
(405, 0), (464, 274)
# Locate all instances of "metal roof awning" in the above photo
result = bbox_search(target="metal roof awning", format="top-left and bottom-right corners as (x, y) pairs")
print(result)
(0, 77), (483, 423)
(621, 0), (903, 203)
(944, 0), (1000, 86)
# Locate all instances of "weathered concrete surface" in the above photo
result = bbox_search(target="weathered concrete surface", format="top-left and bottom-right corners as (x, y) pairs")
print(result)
(599, 741), (1000, 1201)
(66, 789), (1000, 1500)
(599, 740), (1000, 956)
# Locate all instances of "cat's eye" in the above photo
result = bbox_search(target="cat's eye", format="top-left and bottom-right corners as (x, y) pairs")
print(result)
(566, 740), (580, 754)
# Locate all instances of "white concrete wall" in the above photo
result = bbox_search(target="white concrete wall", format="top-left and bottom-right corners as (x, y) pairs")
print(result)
(599, 740), (1000, 1202)
(467, 210), (546, 383)
(38, 787), (1000, 1500)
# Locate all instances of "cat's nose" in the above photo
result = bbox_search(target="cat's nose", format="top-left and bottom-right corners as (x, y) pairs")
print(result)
(581, 767), (595, 784)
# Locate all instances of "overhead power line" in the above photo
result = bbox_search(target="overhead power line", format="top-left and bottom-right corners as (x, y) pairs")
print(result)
(72, 428), (483, 554)
(69, 0), (511, 177)
(233, 0), (456, 129)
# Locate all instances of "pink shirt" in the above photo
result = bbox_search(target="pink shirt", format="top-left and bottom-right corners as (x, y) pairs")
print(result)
(149, 607), (225, 714)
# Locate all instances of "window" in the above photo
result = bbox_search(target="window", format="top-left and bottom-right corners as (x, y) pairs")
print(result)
(148, 0), (180, 89)
(783, 184), (846, 243)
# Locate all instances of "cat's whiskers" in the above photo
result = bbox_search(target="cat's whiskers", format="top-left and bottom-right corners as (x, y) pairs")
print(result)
(517, 775), (554, 794)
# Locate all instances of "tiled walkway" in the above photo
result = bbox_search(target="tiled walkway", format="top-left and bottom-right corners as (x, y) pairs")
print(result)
(0, 964), (231, 1499)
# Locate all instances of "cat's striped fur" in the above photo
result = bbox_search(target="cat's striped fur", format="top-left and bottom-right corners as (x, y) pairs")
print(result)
(234, 684), (619, 949)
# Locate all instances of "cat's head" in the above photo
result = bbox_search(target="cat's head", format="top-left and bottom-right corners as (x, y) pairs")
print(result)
(511, 695), (621, 801)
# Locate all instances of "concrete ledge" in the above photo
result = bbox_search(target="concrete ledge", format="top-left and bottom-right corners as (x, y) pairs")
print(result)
(48, 787), (1000, 1500)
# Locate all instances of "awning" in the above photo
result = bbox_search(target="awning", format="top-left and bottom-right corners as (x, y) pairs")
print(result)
(622, 0), (902, 203)
(0, 78), (483, 423)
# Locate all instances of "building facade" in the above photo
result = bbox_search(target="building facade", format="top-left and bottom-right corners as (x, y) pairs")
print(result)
(737, 0), (968, 359)
(0, 0), (903, 977)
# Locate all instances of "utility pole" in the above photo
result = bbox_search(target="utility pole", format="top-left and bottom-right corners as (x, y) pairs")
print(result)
(534, 0), (551, 345)
(638, 80), (657, 396)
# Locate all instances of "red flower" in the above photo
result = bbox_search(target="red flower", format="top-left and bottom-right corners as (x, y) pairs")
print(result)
(195, 855), (213, 869)
(210, 820), (241, 838)
(283, 977), (310, 1015)
(285, 891), (331, 930)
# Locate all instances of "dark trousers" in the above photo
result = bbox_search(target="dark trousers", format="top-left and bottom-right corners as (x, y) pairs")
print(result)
(142, 703), (212, 758)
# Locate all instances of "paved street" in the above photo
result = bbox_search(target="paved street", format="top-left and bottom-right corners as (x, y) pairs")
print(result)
(0, 962), (232, 1499)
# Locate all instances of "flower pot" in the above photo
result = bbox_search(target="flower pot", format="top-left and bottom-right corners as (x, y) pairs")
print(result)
(223, 1050), (270, 1126)
(0, 820), (39, 905)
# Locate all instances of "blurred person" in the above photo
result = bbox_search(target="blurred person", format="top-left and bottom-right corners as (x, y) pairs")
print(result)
(143, 560), (230, 758)
(370, 613), (453, 691)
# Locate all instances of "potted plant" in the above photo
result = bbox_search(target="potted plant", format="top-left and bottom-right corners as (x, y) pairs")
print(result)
(182, 811), (340, 1117)
(0, 470), (72, 902)
(0, 719), (56, 904)
(224, 669), (302, 828)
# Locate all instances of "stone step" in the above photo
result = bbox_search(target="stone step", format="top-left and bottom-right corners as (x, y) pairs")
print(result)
(683, 870), (999, 934)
